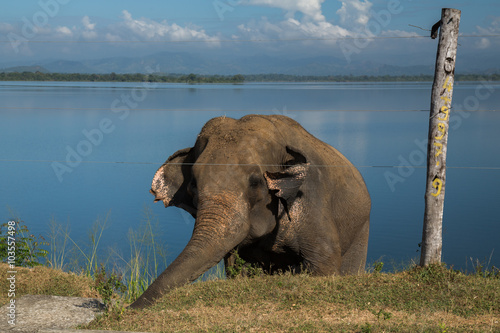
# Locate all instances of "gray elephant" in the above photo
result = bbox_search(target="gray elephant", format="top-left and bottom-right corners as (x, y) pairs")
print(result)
(130, 114), (370, 309)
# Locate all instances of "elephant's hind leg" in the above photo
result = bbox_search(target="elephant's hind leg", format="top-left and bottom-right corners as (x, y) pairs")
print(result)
(340, 220), (369, 275)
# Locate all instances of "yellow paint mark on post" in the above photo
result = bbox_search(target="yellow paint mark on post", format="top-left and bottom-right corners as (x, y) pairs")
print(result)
(431, 178), (443, 197)
(438, 106), (449, 121)
(440, 95), (451, 105)
(435, 123), (446, 140)
(443, 76), (453, 92)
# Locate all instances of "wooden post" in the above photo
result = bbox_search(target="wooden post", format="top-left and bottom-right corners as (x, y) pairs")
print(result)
(420, 8), (461, 267)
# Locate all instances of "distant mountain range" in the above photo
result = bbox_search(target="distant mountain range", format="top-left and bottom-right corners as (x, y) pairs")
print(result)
(0, 52), (497, 76)
(1, 65), (50, 73)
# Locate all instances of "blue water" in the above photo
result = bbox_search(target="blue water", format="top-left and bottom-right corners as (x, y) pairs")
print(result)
(1, 81), (499, 272)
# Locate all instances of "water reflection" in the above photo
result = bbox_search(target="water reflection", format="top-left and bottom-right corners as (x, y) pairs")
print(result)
(0, 82), (499, 272)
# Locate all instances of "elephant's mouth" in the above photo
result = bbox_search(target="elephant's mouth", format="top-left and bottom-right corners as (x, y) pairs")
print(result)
(150, 188), (162, 203)
(150, 188), (172, 208)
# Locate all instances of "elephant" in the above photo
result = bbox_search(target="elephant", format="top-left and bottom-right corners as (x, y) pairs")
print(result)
(130, 114), (370, 309)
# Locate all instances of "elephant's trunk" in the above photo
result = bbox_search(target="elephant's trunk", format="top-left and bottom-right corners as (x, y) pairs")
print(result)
(129, 193), (249, 309)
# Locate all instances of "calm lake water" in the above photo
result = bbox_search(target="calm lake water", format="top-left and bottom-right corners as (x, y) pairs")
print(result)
(1, 81), (499, 272)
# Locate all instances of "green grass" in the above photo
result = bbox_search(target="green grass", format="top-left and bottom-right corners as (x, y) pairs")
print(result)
(80, 264), (499, 332)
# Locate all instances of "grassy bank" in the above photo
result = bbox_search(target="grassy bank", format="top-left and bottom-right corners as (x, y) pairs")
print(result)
(2, 262), (498, 332)
(1, 218), (499, 331)
(84, 264), (500, 332)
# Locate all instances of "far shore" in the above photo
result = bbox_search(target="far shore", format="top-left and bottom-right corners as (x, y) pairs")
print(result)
(1, 71), (499, 84)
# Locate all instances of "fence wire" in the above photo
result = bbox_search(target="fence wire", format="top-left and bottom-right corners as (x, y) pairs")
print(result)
(1, 107), (500, 113)
(0, 159), (499, 171)
(0, 34), (499, 44)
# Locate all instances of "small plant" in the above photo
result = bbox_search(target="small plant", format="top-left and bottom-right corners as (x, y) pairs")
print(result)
(360, 322), (372, 333)
(438, 322), (449, 333)
(410, 263), (458, 285)
(226, 250), (247, 278)
(93, 264), (126, 313)
(484, 266), (500, 279)
(373, 261), (384, 274)
(225, 250), (263, 278)
(372, 309), (392, 321)
(469, 257), (500, 279)
(0, 219), (48, 268)
(473, 259), (485, 278)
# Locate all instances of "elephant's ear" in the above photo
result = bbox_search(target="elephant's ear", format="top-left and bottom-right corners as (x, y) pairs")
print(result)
(264, 147), (308, 204)
(151, 147), (196, 215)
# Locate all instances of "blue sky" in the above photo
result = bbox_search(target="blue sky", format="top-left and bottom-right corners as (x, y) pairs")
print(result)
(0, 0), (499, 71)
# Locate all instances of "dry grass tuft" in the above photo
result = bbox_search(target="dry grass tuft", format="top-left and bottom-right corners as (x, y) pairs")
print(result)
(0, 263), (97, 306)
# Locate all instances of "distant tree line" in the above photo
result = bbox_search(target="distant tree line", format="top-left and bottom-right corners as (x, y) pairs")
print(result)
(242, 73), (500, 82)
(0, 72), (245, 83)
(0, 71), (498, 83)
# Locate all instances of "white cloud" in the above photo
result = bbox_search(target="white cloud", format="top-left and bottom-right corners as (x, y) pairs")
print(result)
(55, 26), (73, 37)
(238, 0), (353, 43)
(120, 10), (219, 43)
(336, 0), (372, 31)
(82, 16), (96, 31)
(81, 16), (97, 39)
(238, 17), (351, 44)
(245, 0), (326, 22)
(476, 37), (491, 49)
(475, 17), (500, 35)
(474, 16), (500, 50)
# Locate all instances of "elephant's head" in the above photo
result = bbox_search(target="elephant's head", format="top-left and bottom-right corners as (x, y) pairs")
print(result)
(130, 115), (314, 308)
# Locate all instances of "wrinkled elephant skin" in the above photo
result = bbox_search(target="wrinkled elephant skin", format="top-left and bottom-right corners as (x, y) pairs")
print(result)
(130, 115), (371, 309)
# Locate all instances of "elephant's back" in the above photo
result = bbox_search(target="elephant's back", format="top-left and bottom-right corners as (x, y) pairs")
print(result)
(264, 115), (363, 172)
(238, 114), (369, 198)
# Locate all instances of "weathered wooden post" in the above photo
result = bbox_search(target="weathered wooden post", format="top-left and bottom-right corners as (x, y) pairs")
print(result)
(420, 8), (461, 266)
